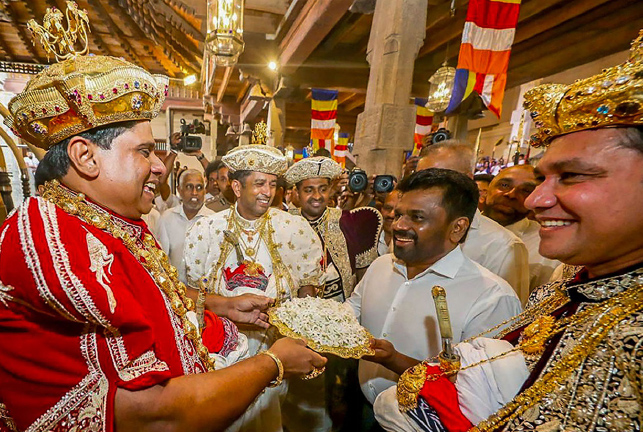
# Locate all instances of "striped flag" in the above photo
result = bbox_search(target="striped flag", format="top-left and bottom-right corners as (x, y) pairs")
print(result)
(414, 98), (433, 154)
(446, 0), (521, 117)
(294, 151), (304, 162)
(311, 89), (338, 151)
(334, 132), (349, 167)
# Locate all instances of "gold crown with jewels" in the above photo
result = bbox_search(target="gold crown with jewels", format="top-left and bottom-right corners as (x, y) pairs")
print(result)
(524, 29), (643, 147)
(3, 1), (168, 150)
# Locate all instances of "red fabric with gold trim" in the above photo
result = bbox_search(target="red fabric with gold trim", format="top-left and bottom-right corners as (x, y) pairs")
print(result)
(0, 197), (208, 432)
(418, 365), (474, 432)
(339, 207), (382, 271)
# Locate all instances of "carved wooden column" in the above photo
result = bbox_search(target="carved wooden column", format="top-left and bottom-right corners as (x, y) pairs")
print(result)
(352, 0), (428, 177)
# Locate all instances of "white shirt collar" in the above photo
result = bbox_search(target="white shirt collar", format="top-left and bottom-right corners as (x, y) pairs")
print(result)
(174, 203), (210, 221)
(392, 245), (464, 281)
(470, 209), (482, 231)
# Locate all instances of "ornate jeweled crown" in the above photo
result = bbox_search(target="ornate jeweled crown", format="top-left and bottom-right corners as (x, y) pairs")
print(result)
(222, 144), (288, 176)
(284, 156), (342, 186)
(524, 29), (643, 147)
(4, 1), (168, 150)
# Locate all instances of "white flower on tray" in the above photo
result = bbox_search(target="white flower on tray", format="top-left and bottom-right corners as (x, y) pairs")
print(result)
(268, 297), (375, 358)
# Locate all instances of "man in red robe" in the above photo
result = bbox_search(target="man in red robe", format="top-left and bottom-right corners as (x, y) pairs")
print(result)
(0, 7), (325, 432)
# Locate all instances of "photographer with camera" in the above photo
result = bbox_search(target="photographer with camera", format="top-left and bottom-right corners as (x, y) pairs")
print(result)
(338, 169), (396, 211)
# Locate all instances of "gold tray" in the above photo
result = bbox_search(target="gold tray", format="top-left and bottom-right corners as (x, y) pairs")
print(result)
(268, 308), (375, 359)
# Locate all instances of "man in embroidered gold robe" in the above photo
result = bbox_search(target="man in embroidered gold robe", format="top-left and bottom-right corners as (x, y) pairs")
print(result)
(0, 9), (326, 432)
(370, 30), (643, 432)
(280, 156), (383, 432)
(184, 144), (326, 432)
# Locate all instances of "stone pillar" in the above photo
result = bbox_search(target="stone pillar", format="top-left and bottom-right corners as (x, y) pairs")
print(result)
(353, 0), (428, 177)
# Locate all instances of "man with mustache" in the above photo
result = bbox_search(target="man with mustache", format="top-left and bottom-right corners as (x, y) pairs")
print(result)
(281, 156), (382, 432)
(156, 169), (214, 284)
(344, 168), (521, 426)
(416, 142), (531, 304)
(483, 165), (560, 290)
(184, 144), (326, 432)
(0, 11), (325, 432)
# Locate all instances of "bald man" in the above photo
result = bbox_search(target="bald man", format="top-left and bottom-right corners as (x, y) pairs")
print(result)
(417, 142), (530, 304)
(483, 165), (560, 289)
(156, 169), (214, 283)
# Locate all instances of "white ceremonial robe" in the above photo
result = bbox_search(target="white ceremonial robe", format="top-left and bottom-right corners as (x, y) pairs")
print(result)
(184, 206), (325, 432)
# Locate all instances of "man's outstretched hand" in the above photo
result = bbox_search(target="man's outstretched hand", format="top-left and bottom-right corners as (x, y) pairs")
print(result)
(362, 338), (420, 376)
(215, 294), (274, 329)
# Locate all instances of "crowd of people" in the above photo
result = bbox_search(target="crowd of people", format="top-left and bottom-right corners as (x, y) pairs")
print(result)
(0, 15), (641, 432)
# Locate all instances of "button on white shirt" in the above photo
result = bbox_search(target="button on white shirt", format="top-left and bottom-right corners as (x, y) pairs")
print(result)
(462, 209), (530, 305)
(156, 204), (214, 284)
(345, 245), (522, 404)
(506, 218), (560, 291)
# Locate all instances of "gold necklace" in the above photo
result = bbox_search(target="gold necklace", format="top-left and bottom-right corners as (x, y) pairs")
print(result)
(42, 180), (216, 371)
(210, 208), (294, 303)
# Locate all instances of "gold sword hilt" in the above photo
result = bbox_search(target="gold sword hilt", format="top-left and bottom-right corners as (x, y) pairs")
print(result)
(431, 286), (461, 379)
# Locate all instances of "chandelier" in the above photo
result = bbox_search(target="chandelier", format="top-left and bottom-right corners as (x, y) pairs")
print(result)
(206, 0), (245, 67)
(425, 61), (456, 113)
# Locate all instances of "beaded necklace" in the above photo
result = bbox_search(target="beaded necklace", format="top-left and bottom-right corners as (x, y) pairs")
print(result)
(42, 180), (215, 371)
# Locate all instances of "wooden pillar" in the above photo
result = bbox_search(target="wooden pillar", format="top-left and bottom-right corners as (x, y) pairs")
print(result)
(352, 0), (428, 177)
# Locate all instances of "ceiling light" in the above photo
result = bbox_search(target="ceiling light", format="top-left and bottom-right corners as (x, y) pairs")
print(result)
(268, 61), (278, 71)
(183, 75), (197, 86)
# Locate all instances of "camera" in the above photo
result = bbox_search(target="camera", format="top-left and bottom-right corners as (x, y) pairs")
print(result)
(426, 128), (452, 145)
(348, 168), (368, 193)
(348, 169), (396, 194)
(373, 175), (395, 193)
(172, 119), (204, 152)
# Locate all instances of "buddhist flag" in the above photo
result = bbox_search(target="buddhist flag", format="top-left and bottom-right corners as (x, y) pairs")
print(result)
(334, 132), (349, 167)
(311, 89), (338, 151)
(294, 151), (304, 162)
(414, 98), (433, 154)
(446, 0), (521, 117)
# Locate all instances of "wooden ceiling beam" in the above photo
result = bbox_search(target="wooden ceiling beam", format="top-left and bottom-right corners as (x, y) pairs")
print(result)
(217, 67), (234, 103)
(513, 0), (613, 45)
(0, 26), (16, 61)
(85, 0), (145, 65)
(506, 5), (643, 88)
(509, 0), (640, 71)
(338, 92), (357, 105)
(236, 80), (251, 103)
(6, 2), (46, 64)
(345, 96), (365, 112)
(279, 0), (354, 74)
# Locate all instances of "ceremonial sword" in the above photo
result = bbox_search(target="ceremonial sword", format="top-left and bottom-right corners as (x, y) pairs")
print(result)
(431, 286), (461, 380)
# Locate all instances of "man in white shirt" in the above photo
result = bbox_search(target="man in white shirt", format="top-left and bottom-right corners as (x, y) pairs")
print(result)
(417, 142), (531, 304)
(345, 169), (521, 409)
(483, 165), (560, 291)
(156, 169), (214, 283)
